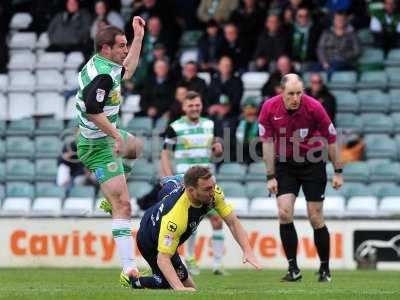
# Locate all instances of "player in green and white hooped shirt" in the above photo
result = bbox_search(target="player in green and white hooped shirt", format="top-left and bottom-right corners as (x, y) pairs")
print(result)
(75, 17), (145, 286)
(160, 91), (227, 275)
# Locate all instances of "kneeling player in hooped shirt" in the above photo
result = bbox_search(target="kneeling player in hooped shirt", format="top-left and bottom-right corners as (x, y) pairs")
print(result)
(258, 74), (344, 282)
(129, 166), (261, 291)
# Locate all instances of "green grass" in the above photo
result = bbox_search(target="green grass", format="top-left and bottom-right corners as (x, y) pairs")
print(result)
(0, 268), (399, 300)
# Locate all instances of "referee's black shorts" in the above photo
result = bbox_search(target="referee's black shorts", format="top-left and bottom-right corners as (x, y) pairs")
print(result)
(275, 160), (327, 201)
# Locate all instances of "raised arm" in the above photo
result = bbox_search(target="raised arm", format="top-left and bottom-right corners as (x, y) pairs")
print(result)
(122, 16), (145, 80)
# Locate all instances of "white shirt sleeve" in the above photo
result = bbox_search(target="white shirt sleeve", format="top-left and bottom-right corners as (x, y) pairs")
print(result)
(370, 16), (382, 32)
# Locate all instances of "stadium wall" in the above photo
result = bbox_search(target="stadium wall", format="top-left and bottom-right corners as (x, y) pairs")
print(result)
(1, 219), (399, 270)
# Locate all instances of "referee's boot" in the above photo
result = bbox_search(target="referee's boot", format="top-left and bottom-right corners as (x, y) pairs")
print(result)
(281, 268), (302, 282)
(318, 269), (332, 282)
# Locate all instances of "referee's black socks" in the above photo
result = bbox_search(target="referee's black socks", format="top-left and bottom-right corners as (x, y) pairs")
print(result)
(280, 223), (299, 271)
(314, 225), (330, 272)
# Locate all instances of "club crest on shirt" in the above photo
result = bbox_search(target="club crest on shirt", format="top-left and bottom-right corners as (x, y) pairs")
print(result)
(258, 124), (266, 136)
(329, 123), (337, 135)
(96, 88), (106, 102)
(300, 128), (309, 138)
(167, 221), (177, 232)
(107, 162), (118, 172)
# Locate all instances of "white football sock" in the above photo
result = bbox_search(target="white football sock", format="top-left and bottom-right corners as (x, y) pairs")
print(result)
(112, 219), (136, 273)
(212, 229), (224, 270)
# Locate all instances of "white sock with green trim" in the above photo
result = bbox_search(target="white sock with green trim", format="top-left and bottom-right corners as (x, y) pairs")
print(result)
(212, 229), (224, 270)
(112, 219), (136, 273)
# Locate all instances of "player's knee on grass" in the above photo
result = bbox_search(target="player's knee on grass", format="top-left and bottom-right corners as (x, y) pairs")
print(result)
(176, 264), (189, 282)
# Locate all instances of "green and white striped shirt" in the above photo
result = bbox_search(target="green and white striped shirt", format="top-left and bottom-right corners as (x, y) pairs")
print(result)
(76, 54), (123, 139)
(164, 117), (214, 173)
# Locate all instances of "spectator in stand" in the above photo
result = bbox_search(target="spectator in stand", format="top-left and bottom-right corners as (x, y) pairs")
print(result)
(280, 0), (316, 21)
(139, 59), (176, 121)
(173, 0), (202, 30)
(123, 42), (171, 95)
(262, 55), (295, 98)
(90, 0), (124, 40)
(141, 16), (172, 63)
(281, 6), (295, 30)
(230, 0), (266, 57)
(167, 85), (188, 123)
(305, 73), (336, 123)
(317, 12), (360, 78)
(207, 56), (243, 119)
(198, 20), (224, 72)
(47, 0), (92, 54)
(177, 61), (208, 99)
(220, 22), (249, 73)
(197, 0), (239, 25)
(370, 0), (400, 54)
(235, 98), (261, 164)
(207, 56), (243, 155)
(289, 6), (322, 72)
(126, 0), (179, 54)
(253, 13), (291, 71)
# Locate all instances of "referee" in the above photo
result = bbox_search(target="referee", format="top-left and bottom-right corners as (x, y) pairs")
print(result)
(258, 74), (343, 282)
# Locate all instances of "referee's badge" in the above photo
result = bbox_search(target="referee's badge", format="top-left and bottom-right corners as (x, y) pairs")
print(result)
(96, 88), (106, 102)
(258, 124), (266, 136)
(300, 128), (309, 138)
(329, 123), (337, 135)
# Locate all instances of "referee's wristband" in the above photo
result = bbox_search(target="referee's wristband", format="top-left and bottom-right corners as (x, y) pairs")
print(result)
(266, 174), (276, 181)
(334, 168), (343, 174)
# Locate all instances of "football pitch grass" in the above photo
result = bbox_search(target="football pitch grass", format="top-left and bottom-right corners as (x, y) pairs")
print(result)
(0, 268), (399, 300)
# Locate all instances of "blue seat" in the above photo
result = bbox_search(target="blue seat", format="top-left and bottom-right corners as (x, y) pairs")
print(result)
(331, 91), (359, 113)
(358, 90), (390, 113)
(362, 113), (393, 134)
(335, 113), (363, 134)
(343, 162), (369, 183)
(328, 71), (357, 90)
(357, 71), (387, 90)
(365, 134), (397, 160)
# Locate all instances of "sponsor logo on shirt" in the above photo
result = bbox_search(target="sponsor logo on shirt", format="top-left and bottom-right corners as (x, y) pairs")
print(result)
(167, 221), (177, 232)
(111, 90), (121, 104)
(273, 116), (283, 121)
(163, 234), (173, 247)
(96, 89), (106, 102)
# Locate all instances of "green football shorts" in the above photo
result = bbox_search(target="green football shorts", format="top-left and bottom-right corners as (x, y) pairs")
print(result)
(77, 129), (129, 184)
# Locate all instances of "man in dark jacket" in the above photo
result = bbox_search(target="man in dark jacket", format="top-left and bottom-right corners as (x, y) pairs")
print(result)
(305, 73), (336, 123)
(47, 0), (92, 53)
(177, 61), (207, 98)
(139, 59), (176, 120)
(207, 56), (243, 119)
(254, 13), (291, 71)
(289, 7), (322, 71)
